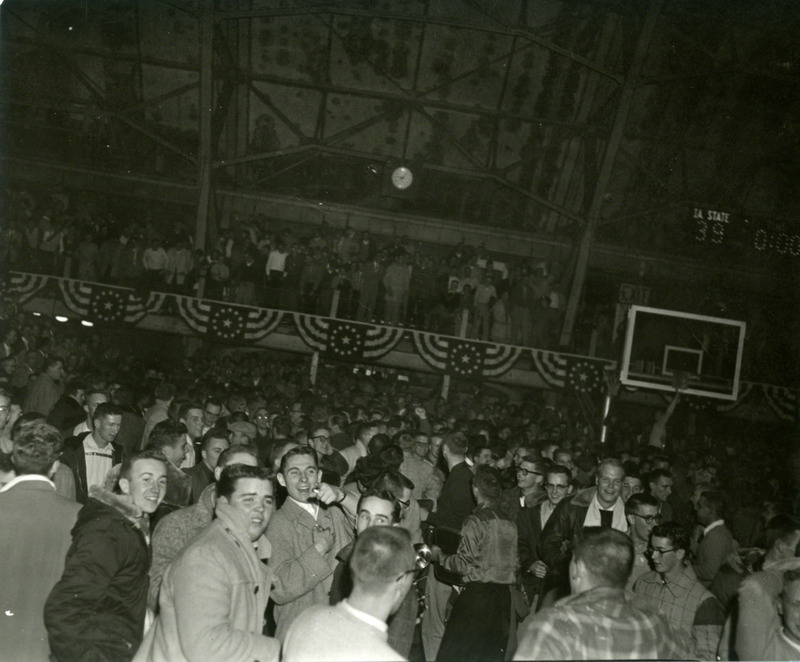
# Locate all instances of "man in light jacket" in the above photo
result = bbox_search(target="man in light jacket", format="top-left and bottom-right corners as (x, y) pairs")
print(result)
(135, 464), (280, 662)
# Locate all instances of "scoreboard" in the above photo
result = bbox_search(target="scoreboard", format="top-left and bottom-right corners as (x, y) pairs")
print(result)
(691, 207), (800, 259)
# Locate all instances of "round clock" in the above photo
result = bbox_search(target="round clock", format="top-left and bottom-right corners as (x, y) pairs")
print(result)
(391, 166), (414, 190)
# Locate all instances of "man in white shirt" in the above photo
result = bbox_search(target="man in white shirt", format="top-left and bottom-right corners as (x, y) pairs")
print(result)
(282, 525), (415, 662)
(71, 388), (109, 437)
(61, 402), (126, 503)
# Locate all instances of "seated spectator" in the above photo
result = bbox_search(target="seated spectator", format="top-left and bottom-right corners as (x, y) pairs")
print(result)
(514, 528), (692, 660)
(633, 522), (725, 660)
(282, 526), (416, 662)
(135, 464), (280, 662)
(44, 450), (168, 662)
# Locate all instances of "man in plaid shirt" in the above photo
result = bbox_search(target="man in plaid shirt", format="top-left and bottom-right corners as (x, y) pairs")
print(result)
(514, 528), (691, 660)
(633, 521), (726, 660)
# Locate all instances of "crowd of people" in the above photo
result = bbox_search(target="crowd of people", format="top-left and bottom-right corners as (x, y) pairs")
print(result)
(0, 305), (798, 661)
(2, 185), (573, 348)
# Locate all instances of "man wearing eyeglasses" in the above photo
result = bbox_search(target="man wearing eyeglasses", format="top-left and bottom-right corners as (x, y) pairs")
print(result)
(540, 458), (628, 602)
(282, 526), (416, 662)
(633, 522), (725, 660)
(499, 455), (547, 522)
(518, 464), (572, 610)
(625, 492), (661, 588)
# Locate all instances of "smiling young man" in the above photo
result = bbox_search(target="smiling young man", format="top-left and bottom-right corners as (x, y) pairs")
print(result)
(329, 489), (418, 658)
(135, 464), (280, 662)
(540, 458), (628, 600)
(267, 446), (357, 641)
(45, 449), (168, 662)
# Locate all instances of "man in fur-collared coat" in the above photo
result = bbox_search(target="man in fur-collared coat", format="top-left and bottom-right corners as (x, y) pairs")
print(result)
(44, 450), (168, 662)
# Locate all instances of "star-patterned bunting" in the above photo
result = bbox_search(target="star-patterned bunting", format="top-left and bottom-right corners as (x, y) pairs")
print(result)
(445, 340), (486, 380)
(565, 356), (605, 393)
(89, 286), (128, 323)
(207, 303), (248, 343)
(324, 320), (367, 361)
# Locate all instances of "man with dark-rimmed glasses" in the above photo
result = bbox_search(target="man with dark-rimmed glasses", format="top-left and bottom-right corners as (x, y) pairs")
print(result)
(633, 521), (725, 660)
(625, 492), (661, 588)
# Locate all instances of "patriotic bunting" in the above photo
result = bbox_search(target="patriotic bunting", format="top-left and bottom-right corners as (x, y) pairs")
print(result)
(412, 332), (521, 380)
(8, 272), (49, 303)
(6, 271), (798, 425)
(176, 297), (283, 342)
(293, 314), (404, 361)
(763, 385), (798, 422)
(59, 280), (166, 324)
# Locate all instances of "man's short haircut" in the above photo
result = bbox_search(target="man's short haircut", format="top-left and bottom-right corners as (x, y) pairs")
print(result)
(218, 444), (259, 468)
(467, 436), (492, 459)
(44, 356), (63, 371)
(765, 514), (800, 551)
(367, 433), (390, 455)
(545, 463), (572, 484)
(650, 521), (690, 552)
(216, 464), (272, 500)
(119, 449), (167, 482)
(279, 445), (318, 474)
(11, 419), (62, 475)
(84, 387), (109, 401)
(92, 402), (124, 424)
(0, 386), (12, 402)
(370, 468), (414, 495)
(148, 419), (188, 452)
(271, 415), (292, 438)
(200, 426), (229, 451)
(699, 489), (725, 516)
(442, 431), (468, 456)
(203, 396), (223, 410)
(597, 457), (625, 475)
(154, 382), (176, 401)
(65, 379), (86, 397)
(349, 525), (415, 591)
(358, 488), (401, 524)
(178, 401), (203, 421)
(268, 439), (296, 469)
(625, 492), (660, 516)
(622, 462), (640, 481)
(356, 421), (380, 442)
(648, 467), (672, 484)
(472, 465), (503, 501)
(574, 527), (633, 589)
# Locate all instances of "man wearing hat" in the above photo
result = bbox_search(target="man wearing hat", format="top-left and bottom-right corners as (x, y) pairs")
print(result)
(228, 420), (257, 446)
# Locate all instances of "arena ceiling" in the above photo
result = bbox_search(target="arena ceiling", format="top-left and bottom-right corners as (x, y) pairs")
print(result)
(2, 0), (799, 260)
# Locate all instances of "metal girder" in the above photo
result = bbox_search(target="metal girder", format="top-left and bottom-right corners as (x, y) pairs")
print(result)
(560, 0), (664, 347)
(212, 4), (623, 83)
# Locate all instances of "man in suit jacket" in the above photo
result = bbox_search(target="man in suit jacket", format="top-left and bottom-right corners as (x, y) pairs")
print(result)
(60, 402), (126, 503)
(0, 418), (81, 662)
(46, 379), (86, 435)
(693, 489), (737, 587)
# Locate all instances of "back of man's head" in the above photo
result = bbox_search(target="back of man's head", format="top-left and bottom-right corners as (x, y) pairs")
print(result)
(442, 431), (467, 457)
(573, 527), (633, 590)
(148, 419), (188, 452)
(11, 419), (62, 476)
(472, 464), (502, 502)
(350, 525), (414, 593)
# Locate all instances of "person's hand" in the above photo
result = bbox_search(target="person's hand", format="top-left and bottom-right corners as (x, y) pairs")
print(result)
(414, 406), (426, 419)
(726, 549), (745, 574)
(530, 560), (548, 578)
(314, 483), (344, 506)
(312, 524), (334, 556)
(429, 545), (443, 563)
